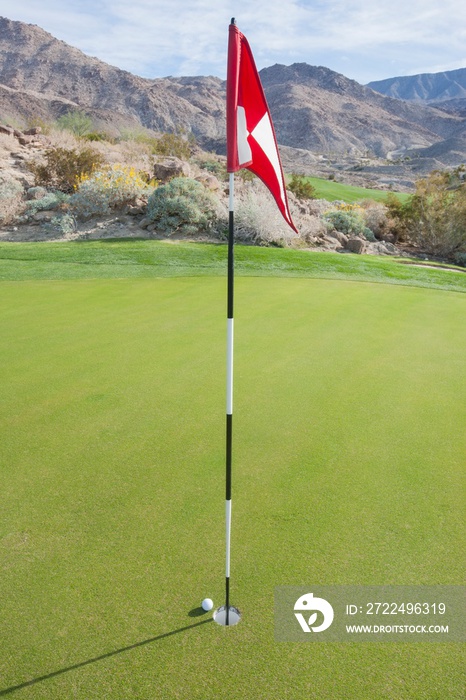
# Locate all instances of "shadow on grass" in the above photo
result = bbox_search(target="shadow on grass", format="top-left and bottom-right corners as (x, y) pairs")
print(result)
(0, 618), (213, 696)
(188, 606), (209, 617)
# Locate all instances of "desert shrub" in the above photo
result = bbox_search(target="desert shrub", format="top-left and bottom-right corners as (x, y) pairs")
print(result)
(359, 199), (390, 239)
(82, 131), (111, 143)
(152, 132), (193, 160)
(197, 158), (229, 182)
(238, 169), (255, 182)
(198, 158), (224, 175)
(146, 177), (218, 234)
(70, 164), (152, 219)
(395, 169), (466, 258)
(85, 137), (154, 174)
(48, 213), (77, 235)
(234, 184), (297, 247)
(323, 204), (366, 237)
(28, 147), (104, 194)
(287, 173), (317, 200)
(362, 227), (376, 241)
(56, 110), (94, 137)
(453, 251), (466, 267)
(0, 177), (24, 225)
(0, 133), (16, 152)
(122, 130), (193, 160)
(384, 192), (411, 242)
(24, 191), (70, 217)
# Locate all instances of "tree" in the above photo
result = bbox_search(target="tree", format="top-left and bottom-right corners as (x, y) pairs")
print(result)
(287, 173), (317, 200)
(56, 111), (94, 137)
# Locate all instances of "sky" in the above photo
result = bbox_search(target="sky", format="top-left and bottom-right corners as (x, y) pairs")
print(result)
(2, 0), (466, 85)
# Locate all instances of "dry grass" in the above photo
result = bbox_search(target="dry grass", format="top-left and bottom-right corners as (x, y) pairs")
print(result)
(0, 176), (24, 225)
(234, 181), (298, 246)
(0, 132), (16, 154)
(91, 139), (154, 173)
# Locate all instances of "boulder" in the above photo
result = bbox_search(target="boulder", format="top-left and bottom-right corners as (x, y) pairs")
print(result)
(0, 125), (14, 136)
(138, 217), (151, 229)
(346, 237), (366, 254)
(318, 234), (344, 250)
(18, 135), (33, 146)
(24, 127), (42, 136)
(370, 241), (397, 255)
(153, 157), (190, 182)
(333, 230), (348, 246)
(195, 173), (221, 191)
(33, 211), (54, 222)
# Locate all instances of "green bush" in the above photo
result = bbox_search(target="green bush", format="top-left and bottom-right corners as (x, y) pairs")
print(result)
(363, 227), (376, 242)
(198, 159), (227, 179)
(146, 177), (217, 234)
(82, 132), (112, 143)
(56, 111), (94, 137)
(48, 213), (77, 235)
(70, 164), (152, 219)
(28, 147), (104, 194)
(453, 251), (466, 267)
(25, 192), (70, 217)
(287, 174), (317, 200)
(323, 206), (366, 236)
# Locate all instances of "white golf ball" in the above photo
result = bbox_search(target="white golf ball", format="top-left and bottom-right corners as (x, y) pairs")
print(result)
(202, 598), (214, 611)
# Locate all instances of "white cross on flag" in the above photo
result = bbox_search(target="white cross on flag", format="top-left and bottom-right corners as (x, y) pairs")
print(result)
(226, 21), (298, 233)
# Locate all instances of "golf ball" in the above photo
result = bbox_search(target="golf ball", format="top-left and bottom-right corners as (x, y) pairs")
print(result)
(202, 598), (214, 611)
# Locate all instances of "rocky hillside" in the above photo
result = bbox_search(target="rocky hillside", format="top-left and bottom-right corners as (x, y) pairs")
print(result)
(1, 16), (466, 170)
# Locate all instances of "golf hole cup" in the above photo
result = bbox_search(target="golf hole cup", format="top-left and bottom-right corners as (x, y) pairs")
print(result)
(213, 605), (241, 626)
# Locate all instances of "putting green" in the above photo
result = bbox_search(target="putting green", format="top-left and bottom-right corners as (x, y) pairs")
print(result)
(0, 276), (464, 699)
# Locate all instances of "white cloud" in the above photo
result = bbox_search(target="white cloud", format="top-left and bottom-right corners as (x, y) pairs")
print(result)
(1, 0), (466, 83)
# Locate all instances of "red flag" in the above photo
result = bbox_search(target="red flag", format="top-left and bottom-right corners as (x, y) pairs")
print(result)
(226, 20), (297, 233)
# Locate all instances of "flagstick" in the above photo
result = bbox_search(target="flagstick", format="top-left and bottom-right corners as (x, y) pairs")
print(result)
(225, 172), (235, 626)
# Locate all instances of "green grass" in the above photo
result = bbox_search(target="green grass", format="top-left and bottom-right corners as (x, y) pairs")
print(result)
(300, 176), (411, 203)
(0, 247), (464, 698)
(0, 240), (465, 293)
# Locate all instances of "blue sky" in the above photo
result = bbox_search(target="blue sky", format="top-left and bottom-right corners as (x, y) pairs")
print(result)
(2, 0), (466, 84)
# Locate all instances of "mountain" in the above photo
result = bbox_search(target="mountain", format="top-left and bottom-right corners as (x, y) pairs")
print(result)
(367, 68), (466, 118)
(259, 63), (461, 155)
(0, 17), (226, 146)
(1, 16), (466, 169)
(367, 68), (466, 103)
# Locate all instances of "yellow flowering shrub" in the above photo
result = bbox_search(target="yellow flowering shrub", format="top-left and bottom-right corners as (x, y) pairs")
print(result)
(71, 164), (156, 218)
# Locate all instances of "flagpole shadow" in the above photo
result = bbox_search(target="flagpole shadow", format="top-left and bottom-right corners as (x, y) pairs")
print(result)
(0, 617), (213, 697)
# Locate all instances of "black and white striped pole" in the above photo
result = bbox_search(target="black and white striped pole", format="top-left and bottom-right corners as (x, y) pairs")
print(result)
(213, 172), (241, 627)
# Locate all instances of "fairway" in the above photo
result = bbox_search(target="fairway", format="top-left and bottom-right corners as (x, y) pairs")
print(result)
(290, 176), (411, 203)
(0, 273), (464, 698)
